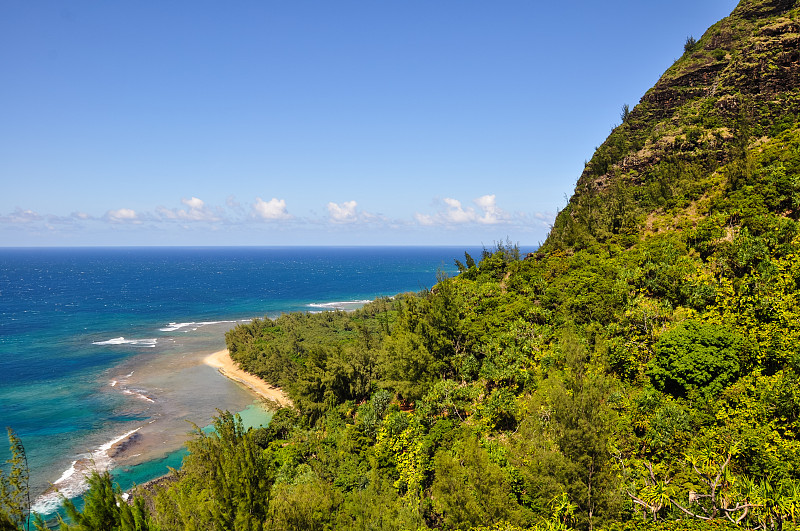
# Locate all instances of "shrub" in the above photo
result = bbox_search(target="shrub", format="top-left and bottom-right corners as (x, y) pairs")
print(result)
(649, 320), (744, 397)
(684, 36), (698, 53)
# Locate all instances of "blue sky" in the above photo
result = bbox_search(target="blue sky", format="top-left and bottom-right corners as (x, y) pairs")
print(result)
(1, 1), (739, 246)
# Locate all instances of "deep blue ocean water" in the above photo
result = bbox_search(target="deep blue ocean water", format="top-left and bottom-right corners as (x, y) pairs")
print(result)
(0, 246), (484, 516)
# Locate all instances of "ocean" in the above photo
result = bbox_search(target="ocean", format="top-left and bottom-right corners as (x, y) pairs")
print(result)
(0, 246), (485, 517)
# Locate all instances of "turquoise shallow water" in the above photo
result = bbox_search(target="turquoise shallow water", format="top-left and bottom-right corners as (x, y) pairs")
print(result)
(0, 246), (484, 516)
(111, 403), (274, 493)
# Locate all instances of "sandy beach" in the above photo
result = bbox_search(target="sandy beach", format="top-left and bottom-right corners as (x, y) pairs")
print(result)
(204, 349), (293, 407)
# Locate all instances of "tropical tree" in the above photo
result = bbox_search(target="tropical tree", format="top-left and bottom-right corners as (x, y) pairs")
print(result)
(0, 429), (30, 531)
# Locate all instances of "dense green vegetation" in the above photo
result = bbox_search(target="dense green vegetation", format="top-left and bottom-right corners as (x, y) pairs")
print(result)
(4, 0), (800, 529)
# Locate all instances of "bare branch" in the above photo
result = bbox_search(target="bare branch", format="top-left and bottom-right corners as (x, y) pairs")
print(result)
(670, 498), (713, 520)
(735, 506), (751, 525)
(644, 461), (657, 483)
(710, 451), (733, 504)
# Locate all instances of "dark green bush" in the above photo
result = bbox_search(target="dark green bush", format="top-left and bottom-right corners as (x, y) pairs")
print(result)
(649, 320), (744, 397)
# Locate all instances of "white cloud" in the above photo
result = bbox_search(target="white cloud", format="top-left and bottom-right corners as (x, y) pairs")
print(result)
(474, 194), (503, 224)
(414, 213), (436, 226)
(1, 209), (97, 227)
(442, 198), (474, 223)
(415, 195), (509, 226)
(105, 208), (140, 223)
(252, 197), (291, 220)
(327, 200), (358, 223)
(179, 197), (218, 221)
(182, 197), (204, 210)
(531, 211), (556, 227)
(155, 206), (178, 220)
(360, 211), (386, 223)
(156, 197), (220, 222)
(6, 208), (42, 223)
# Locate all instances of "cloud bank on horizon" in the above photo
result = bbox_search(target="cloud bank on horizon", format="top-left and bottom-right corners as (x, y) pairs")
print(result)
(0, 194), (554, 246)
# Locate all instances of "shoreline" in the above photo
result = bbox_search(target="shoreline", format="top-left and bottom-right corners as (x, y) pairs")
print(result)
(204, 349), (293, 408)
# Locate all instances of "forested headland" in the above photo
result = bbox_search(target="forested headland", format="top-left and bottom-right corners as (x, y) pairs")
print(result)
(4, 0), (800, 529)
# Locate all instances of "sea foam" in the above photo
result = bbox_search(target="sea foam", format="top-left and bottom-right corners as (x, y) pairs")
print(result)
(306, 300), (372, 310)
(122, 388), (155, 403)
(92, 337), (158, 347)
(31, 427), (142, 516)
(159, 320), (238, 332)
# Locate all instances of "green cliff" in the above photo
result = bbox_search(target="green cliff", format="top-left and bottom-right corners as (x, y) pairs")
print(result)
(547, 0), (800, 251)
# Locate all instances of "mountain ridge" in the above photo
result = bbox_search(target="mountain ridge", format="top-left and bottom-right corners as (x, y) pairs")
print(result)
(546, 0), (800, 252)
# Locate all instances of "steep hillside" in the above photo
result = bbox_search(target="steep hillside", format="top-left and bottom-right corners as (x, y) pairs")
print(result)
(546, 0), (800, 250)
